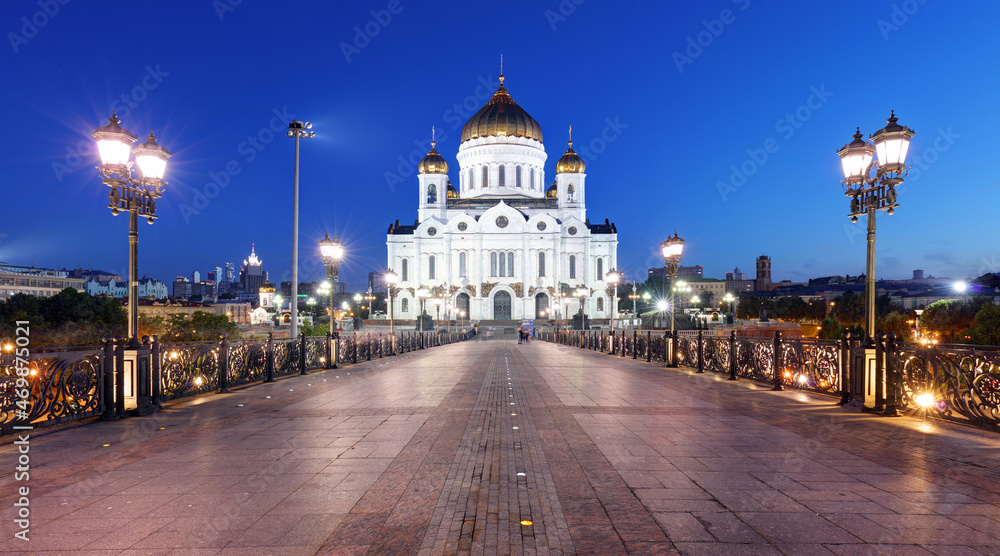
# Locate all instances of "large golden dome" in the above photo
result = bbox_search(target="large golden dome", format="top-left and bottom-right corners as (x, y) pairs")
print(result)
(555, 140), (586, 173)
(417, 141), (448, 174)
(460, 75), (543, 143)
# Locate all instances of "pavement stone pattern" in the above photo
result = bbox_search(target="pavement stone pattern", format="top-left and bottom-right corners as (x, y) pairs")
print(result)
(1, 337), (999, 554)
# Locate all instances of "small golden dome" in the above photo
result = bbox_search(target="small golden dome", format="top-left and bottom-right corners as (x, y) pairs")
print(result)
(461, 74), (543, 143)
(446, 181), (458, 199)
(545, 180), (558, 199)
(556, 140), (586, 174)
(418, 141), (448, 174)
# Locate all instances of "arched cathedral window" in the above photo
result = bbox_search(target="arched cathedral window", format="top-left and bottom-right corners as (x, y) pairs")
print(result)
(530, 168), (535, 190)
(569, 255), (576, 279)
(597, 258), (603, 278)
(508, 253), (514, 277)
(402, 259), (408, 282)
(491, 252), (497, 277)
(499, 165), (505, 187)
(427, 184), (436, 203)
(516, 166), (522, 188)
(538, 252), (545, 277)
(567, 184), (576, 202)
(402, 298), (409, 312)
(429, 256), (435, 280)
(482, 166), (488, 189)
(459, 252), (467, 277)
(597, 298), (605, 312)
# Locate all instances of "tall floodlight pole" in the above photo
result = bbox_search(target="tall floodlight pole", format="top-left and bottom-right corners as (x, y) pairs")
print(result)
(837, 112), (914, 346)
(286, 120), (314, 339)
(385, 269), (399, 354)
(318, 234), (345, 336)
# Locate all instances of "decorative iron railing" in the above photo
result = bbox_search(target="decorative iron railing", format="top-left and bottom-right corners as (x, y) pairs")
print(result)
(541, 328), (1000, 430)
(0, 346), (103, 436)
(1, 327), (475, 436)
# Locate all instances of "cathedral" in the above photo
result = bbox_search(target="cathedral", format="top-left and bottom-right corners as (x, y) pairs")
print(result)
(386, 73), (618, 322)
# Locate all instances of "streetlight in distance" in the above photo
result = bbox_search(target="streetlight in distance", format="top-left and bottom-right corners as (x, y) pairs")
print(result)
(606, 269), (621, 335)
(385, 269), (399, 354)
(318, 234), (344, 337)
(837, 112), (914, 346)
(661, 233), (685, 367)
(575, 288), (588, 329)
(416, 287), (428, 333)
(287, 120), (315, 340)
(661, 233), (685, 333)
(723, 293), (736, 322)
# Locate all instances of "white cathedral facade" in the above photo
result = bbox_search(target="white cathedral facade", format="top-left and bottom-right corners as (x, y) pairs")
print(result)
(386, 73), (618, 322)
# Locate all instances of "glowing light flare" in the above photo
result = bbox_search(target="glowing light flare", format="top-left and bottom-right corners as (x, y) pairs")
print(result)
(914, 392), (936, 408)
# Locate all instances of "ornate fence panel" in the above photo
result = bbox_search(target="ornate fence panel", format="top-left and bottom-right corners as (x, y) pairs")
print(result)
(160, 342), (220, 400)
(272, 339), (300, 376)
(734, 337), (774, 382)
(779, 338), (841, 394)
(228, 339), (267, 386)
(677, 334), (698, 368)
(895, 343), (1000, 428)
(1, 346), (103, 434)
(305, 337), (324, 368)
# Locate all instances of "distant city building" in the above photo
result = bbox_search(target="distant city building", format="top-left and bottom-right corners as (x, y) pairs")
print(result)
(70, 268), (122, 282)
(213, 300), (251, 324)
(172, 277), (192, 299)
(725, 267), (754, 294)
(755, 255), (772, 292)
(368, 271), (387, 296)
(239, 245), (267, 295)
(84, 276), (168, 300)
(0, 263), (85, 299)
(221, 262), (236, 293)
(676, 278), (726, 310)
(191, 270), (201, 284)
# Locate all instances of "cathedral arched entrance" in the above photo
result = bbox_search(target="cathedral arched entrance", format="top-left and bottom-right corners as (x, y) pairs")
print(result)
(493, 291), (511, 320)
(534, 293), (549, 319)
(456, 293), (470, 318)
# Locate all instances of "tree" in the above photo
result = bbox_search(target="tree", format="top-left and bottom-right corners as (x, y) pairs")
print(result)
(920, 297), (991, 343)
(736, 294), (763, 320)
(879, 311), (912, 342)
(819, 315), (844, 339)
(967, 304), (1000, 346)
(830, 290), (865, 327)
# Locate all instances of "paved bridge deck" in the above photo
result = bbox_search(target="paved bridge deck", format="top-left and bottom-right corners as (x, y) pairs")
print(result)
(3, 338), (1000, 554)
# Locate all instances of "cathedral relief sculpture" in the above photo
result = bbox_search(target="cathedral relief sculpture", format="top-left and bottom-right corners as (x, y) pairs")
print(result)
(467, 285), (476, 297)
(512, 283), (524, 297)
(481, 282), (497, 297)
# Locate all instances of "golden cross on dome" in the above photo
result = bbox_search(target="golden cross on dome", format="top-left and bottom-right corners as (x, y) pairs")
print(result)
(568, 125), (573, 146)
(431, 125), (436, 147)
(499, 53), (504, 85)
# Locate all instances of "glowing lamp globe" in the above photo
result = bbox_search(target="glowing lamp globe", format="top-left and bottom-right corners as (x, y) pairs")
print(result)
(870, 111), (914, 172)
(836, 128), (875, 183)
(132, 131), (172, 182)
(92, 112), (137, 168)
(661, 233), (685, 260)
(318, 234), (344, 264)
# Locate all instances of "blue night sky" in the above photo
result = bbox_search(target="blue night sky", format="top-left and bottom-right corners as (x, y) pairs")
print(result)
(2, 0), (998, 290)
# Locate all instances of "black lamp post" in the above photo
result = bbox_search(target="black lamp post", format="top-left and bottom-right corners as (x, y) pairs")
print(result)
(837, 112), (914, 346)
(318, 234), (344, 336)
(92, 113), (171, 349)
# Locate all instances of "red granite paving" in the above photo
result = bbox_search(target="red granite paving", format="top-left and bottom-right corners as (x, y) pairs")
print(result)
(2, 337), (1000, 555)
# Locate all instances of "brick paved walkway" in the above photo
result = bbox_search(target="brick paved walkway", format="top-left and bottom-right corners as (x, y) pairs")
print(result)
(3, 338), (1000, 554)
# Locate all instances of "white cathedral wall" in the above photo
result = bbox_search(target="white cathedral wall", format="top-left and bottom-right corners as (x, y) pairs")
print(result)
(387, 230), (617, 321)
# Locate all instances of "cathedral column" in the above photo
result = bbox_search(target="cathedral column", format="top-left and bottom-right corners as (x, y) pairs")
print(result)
(475, 233), (483, 320)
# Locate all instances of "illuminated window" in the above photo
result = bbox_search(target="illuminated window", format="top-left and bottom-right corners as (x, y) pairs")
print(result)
(427, 184), (437, 203)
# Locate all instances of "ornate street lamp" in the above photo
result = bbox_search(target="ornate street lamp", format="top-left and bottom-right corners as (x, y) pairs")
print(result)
(318, 234), (344, 336)
(606, 269), (621, 335)
(661, 232), (685, 366)
(416, 287), (428, 333)
(287, 120), (315, 340)
(723, 293), (736, 321)
(92, 112), (171, 349)
(576, 287), (588, 328)
(838, 112), (914, 346)
(385, 269), (399, 354)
